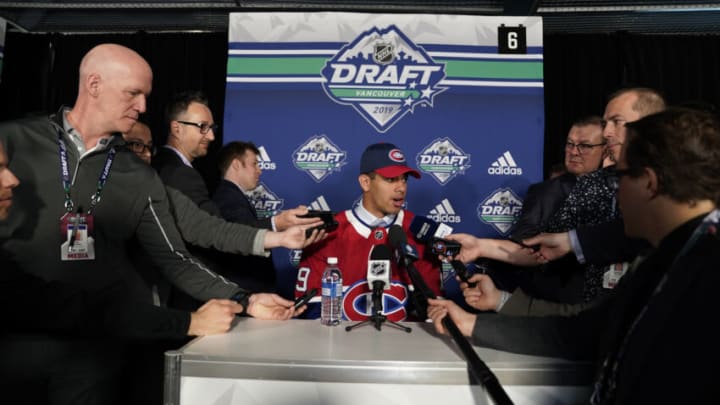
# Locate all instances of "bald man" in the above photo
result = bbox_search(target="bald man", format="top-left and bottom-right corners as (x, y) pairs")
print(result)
(0, 43), (299, 405)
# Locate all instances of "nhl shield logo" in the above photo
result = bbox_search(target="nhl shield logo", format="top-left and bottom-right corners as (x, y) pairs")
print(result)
(321, 25), (447, 133)
(373, 43), (394, 65)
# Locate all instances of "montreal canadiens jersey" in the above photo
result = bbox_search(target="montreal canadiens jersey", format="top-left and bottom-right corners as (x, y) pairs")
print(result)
(295, 208), (441, 321)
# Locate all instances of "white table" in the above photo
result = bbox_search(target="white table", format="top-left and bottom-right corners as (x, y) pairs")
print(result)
(164, 318), (592, 405)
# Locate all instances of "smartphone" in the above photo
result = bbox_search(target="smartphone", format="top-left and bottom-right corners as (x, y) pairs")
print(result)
(294, 288), (318, 309)
(304, 220), (339, 238)
(298, 210), (335, 221)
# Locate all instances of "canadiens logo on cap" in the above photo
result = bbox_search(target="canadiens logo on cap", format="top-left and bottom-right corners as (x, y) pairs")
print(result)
(388, 149), (405, 163)
(360, 142), (421, 179)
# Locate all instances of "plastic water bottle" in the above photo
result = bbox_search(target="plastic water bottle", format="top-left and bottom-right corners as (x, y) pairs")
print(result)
(321, 257), (343, 326)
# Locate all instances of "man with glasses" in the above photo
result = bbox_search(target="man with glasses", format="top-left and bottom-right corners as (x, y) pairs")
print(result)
(524, 87), (665, 267)
(123, 121), (155, 164)
(444, 116), (616, 315)
(428, 107), (720, 404)
(153, 90), (222, 215)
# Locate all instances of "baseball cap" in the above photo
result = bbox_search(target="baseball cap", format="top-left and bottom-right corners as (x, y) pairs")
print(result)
(360, 142), (421, 179)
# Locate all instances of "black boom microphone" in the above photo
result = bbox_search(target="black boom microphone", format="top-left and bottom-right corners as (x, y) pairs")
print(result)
(387, 225), (513, 405)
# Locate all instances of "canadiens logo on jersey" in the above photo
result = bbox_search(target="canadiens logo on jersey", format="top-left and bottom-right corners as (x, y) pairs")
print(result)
(342, 279), (409, 321)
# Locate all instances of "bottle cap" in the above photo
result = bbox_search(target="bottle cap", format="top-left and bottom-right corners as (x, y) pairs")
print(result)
(327, 257), (338, 265)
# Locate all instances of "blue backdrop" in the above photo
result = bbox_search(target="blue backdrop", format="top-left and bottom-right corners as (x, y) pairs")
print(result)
(223, 12), (545, 301)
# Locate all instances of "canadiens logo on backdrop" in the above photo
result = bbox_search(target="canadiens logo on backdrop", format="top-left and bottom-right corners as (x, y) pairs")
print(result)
(428, 198), (462, 224)
(247, 182), (285, 218)
(343, 279), (409, 321)
(477, 188), (523, 235)
(488, 151), (523, 176)
(320, 25), (447, 133)
(257, 146), (277, 171)
(292, 135), (347, 182)
(416, 138), (471, 185)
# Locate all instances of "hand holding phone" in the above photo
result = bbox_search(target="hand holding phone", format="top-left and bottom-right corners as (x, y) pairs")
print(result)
(294, 288), (317, 309)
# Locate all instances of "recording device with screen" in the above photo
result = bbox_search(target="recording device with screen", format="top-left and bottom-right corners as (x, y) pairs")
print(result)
(299, 210), (339, 237)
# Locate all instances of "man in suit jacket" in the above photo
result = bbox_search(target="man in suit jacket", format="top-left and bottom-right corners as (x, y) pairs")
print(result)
(457, 116), (607, 302)
(211, 141), (322, 292)
(153, 90), (221, 215)
(428, 107), (720, 404)
(212, 141), (277, 291)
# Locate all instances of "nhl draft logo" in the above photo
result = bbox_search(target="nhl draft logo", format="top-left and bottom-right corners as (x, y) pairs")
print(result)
(321, 25), (447, 133)
(416, 138), (471, 185)
(247, 181), (285, 218)
(292, 135), (347, 182)
(477, 188), (523, 235)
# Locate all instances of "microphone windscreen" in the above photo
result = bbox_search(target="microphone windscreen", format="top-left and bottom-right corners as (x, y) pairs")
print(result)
(388, 224), (407, 248)
(409, 215), (437, 243)
(370, 244), (392, 261)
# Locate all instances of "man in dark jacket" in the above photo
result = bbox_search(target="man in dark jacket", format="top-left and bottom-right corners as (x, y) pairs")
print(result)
(0, 43), (297, 405)
(428, 107), (720, 404)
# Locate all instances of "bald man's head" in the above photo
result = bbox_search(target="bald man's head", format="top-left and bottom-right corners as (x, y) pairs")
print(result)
(73, 44), (153, 136)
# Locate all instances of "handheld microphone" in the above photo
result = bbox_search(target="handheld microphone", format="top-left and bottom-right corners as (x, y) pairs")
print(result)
(388, 225), (420, 268)
(450, 259), (477, 288)
(409, 216), (462, 257)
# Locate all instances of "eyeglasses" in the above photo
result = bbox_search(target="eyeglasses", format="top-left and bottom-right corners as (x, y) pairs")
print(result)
(565, 141), (606, 155)
(601, 117), (627, 130)
(125, 141), (156, 156)
(176, 120), (219, 135)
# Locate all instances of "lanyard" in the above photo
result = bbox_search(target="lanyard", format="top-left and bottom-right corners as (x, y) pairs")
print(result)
(57, 129), (117, 214)
(591, 209), (720, 404)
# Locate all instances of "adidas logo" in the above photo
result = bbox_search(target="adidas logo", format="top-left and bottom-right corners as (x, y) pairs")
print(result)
(428, 198), (462, 223)
(257, 146), (277, 170)
(488, 151), (523, 176)
(308, 195), (331, 211)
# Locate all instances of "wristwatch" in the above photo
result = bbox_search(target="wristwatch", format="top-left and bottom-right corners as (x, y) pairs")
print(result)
(231, 291), (252, 315)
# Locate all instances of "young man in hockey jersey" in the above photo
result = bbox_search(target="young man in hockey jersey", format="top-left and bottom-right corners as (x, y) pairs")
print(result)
(295, 142), (441, 321)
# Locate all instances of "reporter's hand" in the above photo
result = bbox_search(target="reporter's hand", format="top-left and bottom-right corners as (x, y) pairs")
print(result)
(442, 233), (484, 263)
(460, 274), (502, 311)
(247, 293), (303, 320)
(188, 299), (243, 336)
(274, 206), (323, 231)
(426, 298), (476, 337)
(267, 226), (327, 250)
(522, 232), (572, 262)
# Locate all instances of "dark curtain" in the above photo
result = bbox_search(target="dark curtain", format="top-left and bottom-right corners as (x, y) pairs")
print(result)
(3, 31), (720, 181)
